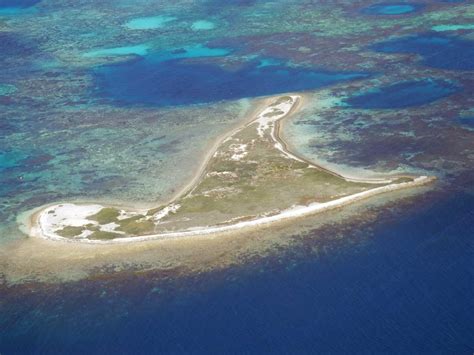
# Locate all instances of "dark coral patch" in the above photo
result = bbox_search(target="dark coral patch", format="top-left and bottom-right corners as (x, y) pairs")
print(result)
(345, 79), (460, 109)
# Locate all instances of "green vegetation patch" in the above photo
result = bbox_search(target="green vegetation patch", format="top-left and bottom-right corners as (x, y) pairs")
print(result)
(263, 109), (284, 117)
(290, 161), (309, 170)
(85, 223), (100, 232)
(87, 207), (120, 224)
(88, 231), (123, 240)
(56, 226), (85, 238)
(393, 177), (414, 184)
(179, 195), (220, 213)
(270, 96), (292, 106)
(116, 215), (155, 235)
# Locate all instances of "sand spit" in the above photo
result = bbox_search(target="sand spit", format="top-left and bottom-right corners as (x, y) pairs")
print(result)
(28, 94), (435, 244)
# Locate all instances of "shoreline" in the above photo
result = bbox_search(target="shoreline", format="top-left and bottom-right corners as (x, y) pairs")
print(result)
(18, 98), (263, 233)
(32, 175), (434, 244)
(169, 96), (278, 202)
(28, 93), (435, 244)
(277, 94), (416, 183)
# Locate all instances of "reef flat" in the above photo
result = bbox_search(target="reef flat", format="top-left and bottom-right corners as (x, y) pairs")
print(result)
(30, 95), (433, 243)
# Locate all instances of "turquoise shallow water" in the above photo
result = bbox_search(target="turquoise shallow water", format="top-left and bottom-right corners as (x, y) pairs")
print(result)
(84, 43), (230, 59)
(83, 44), (151, 57)
(1, 0), (474, 352)
(0, 84), (17, 96)
(191, 20), (216, 30)
(361, 3), (422, 15)
(125, 15), (176, 30)
(432, 23), (474, 31)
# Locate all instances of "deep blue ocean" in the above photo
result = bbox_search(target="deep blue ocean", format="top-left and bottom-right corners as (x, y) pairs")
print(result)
(1, 189), (473, 353)
(1, 0), (473, 353)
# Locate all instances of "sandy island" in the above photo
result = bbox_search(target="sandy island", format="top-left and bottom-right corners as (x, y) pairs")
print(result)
(28, 94), (435, 244)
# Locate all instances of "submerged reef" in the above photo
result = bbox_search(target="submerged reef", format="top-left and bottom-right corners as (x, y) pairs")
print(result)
(0, 0), (472, 267)
(0, 1), (473, 353)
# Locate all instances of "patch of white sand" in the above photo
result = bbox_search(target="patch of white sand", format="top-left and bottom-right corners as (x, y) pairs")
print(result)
(37, 203), (103, 241)
(229, 143), (248, 161)
(100, 222), (121, 232)
(255, 96), (296, 137)
(153, 204), (181, 222)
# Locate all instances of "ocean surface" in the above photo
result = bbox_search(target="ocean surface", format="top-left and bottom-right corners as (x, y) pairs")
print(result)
(1, 0), (473, 353)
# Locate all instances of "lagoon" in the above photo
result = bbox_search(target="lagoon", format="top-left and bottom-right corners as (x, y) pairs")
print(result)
(94, 56), (369, 106)
(361, 3), (422, 15)
(372, 34), (474, 71)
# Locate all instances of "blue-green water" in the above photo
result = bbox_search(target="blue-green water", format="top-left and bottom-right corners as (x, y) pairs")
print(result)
(125, 15), (176, 30)
(85, 43), (230, 60)
(191, 20), (216, 30)
(0, 84), (17, 96)
(0, 0), (39, 15)
(432, 23), (474, 32)
(1, 0), (473, 353)
(361, 3), (423, 15)
(456, 116), (474, 129)
(84, 44), (151, 58)
(0, 0), (40, 9)
(94, 56), (369, 106)
(1, 190), (473, 353)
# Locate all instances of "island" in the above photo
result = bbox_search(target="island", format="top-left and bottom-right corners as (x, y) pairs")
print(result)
(29, 95), (434, 243)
